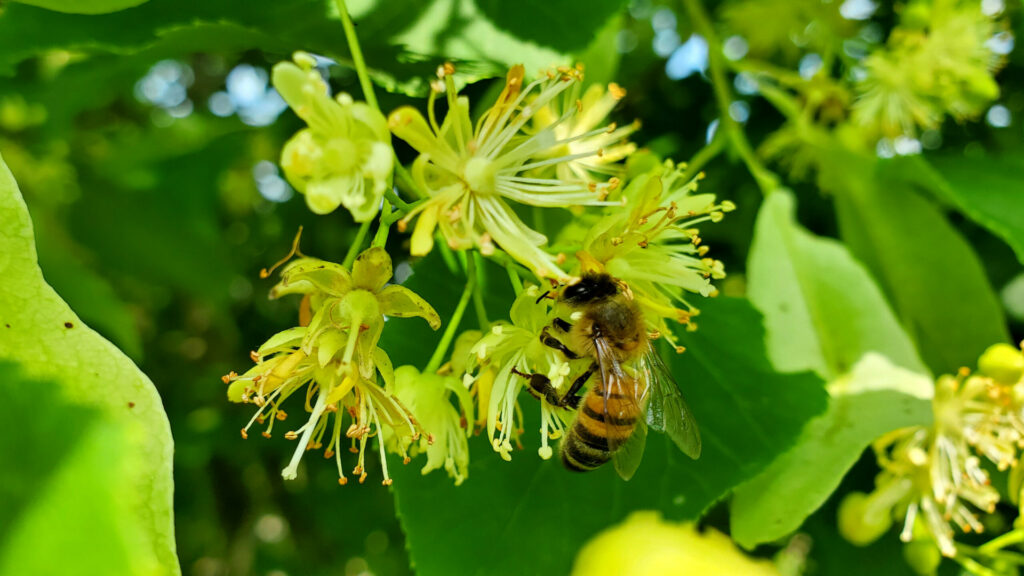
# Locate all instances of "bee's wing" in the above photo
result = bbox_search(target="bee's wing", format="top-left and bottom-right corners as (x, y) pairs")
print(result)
(593, 336), (647, 481)
(612, 416), (647, 481)
(639, 345), (702, 459)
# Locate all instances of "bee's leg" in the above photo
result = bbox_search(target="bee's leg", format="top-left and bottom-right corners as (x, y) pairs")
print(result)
(512, 367), (562, 406)
(553, 317), (572, 332)
(540, 327), (579, 359)
(561, 362), (597, 409)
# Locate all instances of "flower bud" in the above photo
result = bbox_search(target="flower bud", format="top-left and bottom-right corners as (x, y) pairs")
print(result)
(978, 343), (1024, 384)
(838, 492), (893, 546)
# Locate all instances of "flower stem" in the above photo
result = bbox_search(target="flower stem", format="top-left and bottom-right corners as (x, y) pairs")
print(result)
(426, 253), (478, 373)
(394, 160), (427, 200)
(980, 530), (1024, 555)
(471, 252), (489, 329)
(506, 263), (523, 296)
(680, 126), (727, 183)
(343, 219), (373, 268)
(334, 0), (378, 111)
(681, 0), (780, 196)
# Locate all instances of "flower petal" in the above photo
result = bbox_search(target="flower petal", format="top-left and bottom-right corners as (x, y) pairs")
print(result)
(270, 258), (353, 298)
(352, 246), (393, 292)
(378, 285), (441, 329)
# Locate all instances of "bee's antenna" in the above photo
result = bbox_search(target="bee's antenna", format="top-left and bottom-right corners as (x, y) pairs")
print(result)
(535, 290), (551, 304)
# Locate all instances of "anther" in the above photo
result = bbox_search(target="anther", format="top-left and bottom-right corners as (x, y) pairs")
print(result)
(222, 371), (238, 384)
(240, 429), (249, 439)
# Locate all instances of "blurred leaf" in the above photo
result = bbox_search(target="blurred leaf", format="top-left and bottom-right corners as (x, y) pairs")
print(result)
(0, 363), (155, 575)
(827, 152), (1009, 375)
(68, 132), (243, 303)
(747, 190), (927, 379)
(0, 0), (610, 96)
(474, 0), (627, 53)
(9, 0), (149, 15)
(34, 220), (143, 359)
(731, 354), (932, 548)
(908, 152), (1024, 267)
(0, 152), (178, 573)
(384, 255), (826, 576)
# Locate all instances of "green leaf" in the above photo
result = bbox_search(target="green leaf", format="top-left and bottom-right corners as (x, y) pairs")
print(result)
(474, 0), (627, 53)
(9, 0), (149, 15)
(747, 189), (927, 379)
(0, 0), (615, 95)
(0, 152), (179, 574)
(383, 256), (826, 576)
(730, 353), (933, 548)
(916, 152), (1024, 266)
(828, 152), (1009, 375)
(0, 363), (160, 575)
(35, 224), (143, 360)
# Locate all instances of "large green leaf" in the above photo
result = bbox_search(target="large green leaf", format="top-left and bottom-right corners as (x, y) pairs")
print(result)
(383, 256), (826, 576)
(746, 190), (927, 379)
(0, 363), (158, 575)
(732, 191), (932, 548)
(0, 152), (178, 574)
(731, 354), (932, 548)
(915, 152), (1024, 266)
(0, 0), (621, 95)
(826, 151), (1009, 375)
(9, 0), (150, 15)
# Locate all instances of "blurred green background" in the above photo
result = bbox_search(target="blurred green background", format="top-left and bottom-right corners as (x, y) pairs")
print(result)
(1, 0), (1023, 575)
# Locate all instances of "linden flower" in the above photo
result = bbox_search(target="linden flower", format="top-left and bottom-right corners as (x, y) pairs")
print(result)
(389, 64), (630, 280)
(531, 82), (639, 182)
(852, 3), (1004, 139)
(273, 52), (393, 220)
(841, 366), (1024, 558)
(388, 366), (473, 485)
(582, 161), (733, 348)
(225, 247), (441, 485)
(467, 285), (579, 460)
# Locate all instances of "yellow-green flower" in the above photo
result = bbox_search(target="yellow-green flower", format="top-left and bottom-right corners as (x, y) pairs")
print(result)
(468, 285), (580, 460)
(388, 64), (629, 280)
(273, 52), (393, 220)
(226, 247), (440, 485)
(388, 365), (473, 485)
(531, 81), (639, 183)
(840, 362), (1023, 557)
(852, 2), (1004, 139)
(572, 511), (781, 576)
(581, 161), (733, 348)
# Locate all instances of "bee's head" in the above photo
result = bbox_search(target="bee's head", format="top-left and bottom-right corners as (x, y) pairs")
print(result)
(561, 273), (619, 305)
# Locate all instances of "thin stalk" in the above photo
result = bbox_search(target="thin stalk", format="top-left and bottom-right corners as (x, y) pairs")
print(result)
(334, 0), (378, 111)
(680, 126), (727, 183)
(425, 255), (478, 373)
(980, 530), (1024, 555)
(471, 252), (489, 329)
(681, 0), (780, 196)
(343, 220), (373, 267)
(394, 160), (427, 200)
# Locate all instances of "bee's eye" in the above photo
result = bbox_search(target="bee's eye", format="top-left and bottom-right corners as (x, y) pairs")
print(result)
(562, 283), (590, 302)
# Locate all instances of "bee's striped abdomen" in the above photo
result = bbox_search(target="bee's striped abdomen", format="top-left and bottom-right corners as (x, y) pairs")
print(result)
(560, 385), (641, 472)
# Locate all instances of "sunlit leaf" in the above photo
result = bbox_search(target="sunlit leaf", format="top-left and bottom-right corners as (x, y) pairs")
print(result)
(747, 189), (927, 379)
(731, 354), (932, 548)
(9, 0), (150, 15)
(827, 152), (1009, 375)
(0, 152), (179, 574)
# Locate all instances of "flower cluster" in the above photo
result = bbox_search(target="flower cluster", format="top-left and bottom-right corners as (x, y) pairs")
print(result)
(839, 343), (1024, 558)
(273, 52), (393, 220)
(388, 64), (632, 280)
(852, 0), (1006, 139)
(579, 160), (732, 349)
(225, 246), (440, 485)
(235, 57), (732, 486)
(466, 285), (582, 461)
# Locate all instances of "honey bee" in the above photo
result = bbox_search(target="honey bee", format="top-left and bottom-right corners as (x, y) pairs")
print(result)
(523, 271), (701, 480)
